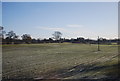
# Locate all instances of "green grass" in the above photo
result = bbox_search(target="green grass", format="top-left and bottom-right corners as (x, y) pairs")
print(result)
(2, 43), (118, 79)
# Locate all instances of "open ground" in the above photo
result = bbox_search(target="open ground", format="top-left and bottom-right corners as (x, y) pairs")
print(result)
(2, 43), (119, 80)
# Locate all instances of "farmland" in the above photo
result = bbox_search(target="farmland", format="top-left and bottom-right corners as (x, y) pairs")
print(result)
(2, 43), (119, 80)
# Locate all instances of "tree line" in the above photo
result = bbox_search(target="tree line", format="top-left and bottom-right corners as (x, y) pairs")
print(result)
(0, 26), (119, 45)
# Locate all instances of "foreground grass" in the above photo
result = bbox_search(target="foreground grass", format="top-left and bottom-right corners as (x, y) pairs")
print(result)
(2, 43), (118, 79)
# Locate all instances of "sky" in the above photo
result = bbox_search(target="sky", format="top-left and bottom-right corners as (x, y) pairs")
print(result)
(2, 2), (118, 39)
(2, 0), (119, 2)
(0, 2), (2, 26)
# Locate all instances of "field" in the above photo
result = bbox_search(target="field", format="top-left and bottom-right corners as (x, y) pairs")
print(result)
(2, 43), (119, 80)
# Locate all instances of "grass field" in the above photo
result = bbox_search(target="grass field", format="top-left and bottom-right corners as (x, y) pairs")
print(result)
(2, 43), (119, 79)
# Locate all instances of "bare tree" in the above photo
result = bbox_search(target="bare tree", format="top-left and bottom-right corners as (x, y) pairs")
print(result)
(21, 34), (32, 44)
(5, 30), (18, 44)
(0, 26), (3, 30)
(52, 31), (62, 40)
(0, 26), (6, 39)
(6, 31), (17, 39)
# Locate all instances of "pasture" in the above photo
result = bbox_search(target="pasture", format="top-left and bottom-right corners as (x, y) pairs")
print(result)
(2, 43), (118, 79)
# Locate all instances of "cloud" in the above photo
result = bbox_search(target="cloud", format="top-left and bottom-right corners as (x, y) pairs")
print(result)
(36, 24), (85, 34)
(36, 26), (66, 31)
(35, 24), (85, 35)
(67, 24), (83, 28)
(36, 24), (84, 31)
(35, 25), (117, 39)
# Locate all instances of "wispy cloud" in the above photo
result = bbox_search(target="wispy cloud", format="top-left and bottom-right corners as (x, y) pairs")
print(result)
(36, 24), (84, 32)
(67, 24), (83, 28)
(35, 24), (117, 39)
(36, 26), (66, 31)
(36, 24), (84, 30)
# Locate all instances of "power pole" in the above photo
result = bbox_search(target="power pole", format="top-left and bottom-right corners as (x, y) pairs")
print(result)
(98, 36), (100, 51)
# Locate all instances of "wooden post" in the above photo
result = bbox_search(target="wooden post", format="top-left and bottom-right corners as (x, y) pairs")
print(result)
(98, 36), (100, 51)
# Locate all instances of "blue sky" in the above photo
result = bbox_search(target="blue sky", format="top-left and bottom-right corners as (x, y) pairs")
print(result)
(0, 2), (2, 26)
(2, 2), (118, 39)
